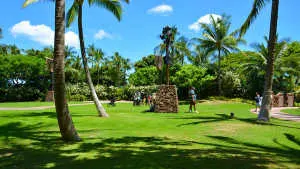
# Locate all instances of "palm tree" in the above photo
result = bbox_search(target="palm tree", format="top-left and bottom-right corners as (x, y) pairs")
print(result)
(88, 44), (105, 84)
(188, 43), (209, 67)
(110, 52), (131, 87)
(155, 26), (190, 84)
(66, 0), (129, 117)
(172, 36), (191, 65)
(239, 0), (279, 121)
(196, 15), (241, 95)
(23, 0), (80, 141)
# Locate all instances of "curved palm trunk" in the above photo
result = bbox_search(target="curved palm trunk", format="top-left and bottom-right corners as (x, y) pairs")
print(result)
(78, 4), (109, 117)
(217, 49), (222, 96)
(258, 0), (279, 121)
(54, 0), (80, 141)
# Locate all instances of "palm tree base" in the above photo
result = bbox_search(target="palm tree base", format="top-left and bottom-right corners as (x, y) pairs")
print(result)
(258, 108), (270, 121)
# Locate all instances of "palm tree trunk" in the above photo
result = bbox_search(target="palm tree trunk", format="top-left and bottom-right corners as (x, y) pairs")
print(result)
(166, 44), (170, 85)
(217, 49), (222, 96)
(78, 4), (109, 117)
(54, 0), (80, 141)
(258, 0), (279, 121)
(97, 65), (100, 85)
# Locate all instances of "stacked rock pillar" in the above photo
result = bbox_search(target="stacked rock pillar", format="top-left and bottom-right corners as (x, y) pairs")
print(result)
(154, 85), (178, 113)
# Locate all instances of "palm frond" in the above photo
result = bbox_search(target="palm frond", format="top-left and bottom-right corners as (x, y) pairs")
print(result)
(23, 0), (54, 8)
(66, 1), (80, 27)
(23, 0), (39, 8)
(88, 0), (123, 21)
(239, 0), (269, 37)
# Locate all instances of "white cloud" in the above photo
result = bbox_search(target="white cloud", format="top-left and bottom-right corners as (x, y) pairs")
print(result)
(188, 14), (222, 32)
(94, 29), (112, 40)
(11, 21), (54, 45)
(11, 20), (79, 49)
(147, 4), (173, 15)
(65, 31), (80, 49)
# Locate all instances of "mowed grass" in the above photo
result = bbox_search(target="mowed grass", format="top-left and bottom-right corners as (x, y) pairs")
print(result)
(0, 101), (300, 169)
(282, 108), (300, 116)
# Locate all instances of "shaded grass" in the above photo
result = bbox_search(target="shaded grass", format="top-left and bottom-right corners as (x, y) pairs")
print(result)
(0, 102), (300, 169)
(281, 108), (300, 116)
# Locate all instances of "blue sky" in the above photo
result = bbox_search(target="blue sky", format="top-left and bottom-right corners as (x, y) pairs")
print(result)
(1, 0), (300, 62)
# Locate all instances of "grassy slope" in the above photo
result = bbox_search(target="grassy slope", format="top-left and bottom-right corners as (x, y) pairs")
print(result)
(0, 102), (299, 169)
(282, 108), (300, 116)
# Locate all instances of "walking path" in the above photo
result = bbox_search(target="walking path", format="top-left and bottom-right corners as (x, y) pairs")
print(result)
(0, 100), (132, 111)
(251, 107), (300, 122)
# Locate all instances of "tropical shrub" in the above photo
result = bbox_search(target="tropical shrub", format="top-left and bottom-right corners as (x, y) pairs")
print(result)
(0, 55), (49, 101)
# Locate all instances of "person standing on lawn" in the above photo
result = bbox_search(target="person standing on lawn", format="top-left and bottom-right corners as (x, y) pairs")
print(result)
(189, 87), (198, 113)
(255, 92), (262, 112)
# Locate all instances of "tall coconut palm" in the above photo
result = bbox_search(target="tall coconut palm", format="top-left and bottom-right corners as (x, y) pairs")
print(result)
(188, 43), (210, 67)
(196, 15), (241, 95)
(239, 0), (279, 121)
(110, 52), (131, 87)
(67, 0), (129, 117)
(23, 0), (80, 141)
(241, 36), (287, 81)
(155, 26), (190, 84)
(88, 44), (105, 84)
(172, 36), (191, 65)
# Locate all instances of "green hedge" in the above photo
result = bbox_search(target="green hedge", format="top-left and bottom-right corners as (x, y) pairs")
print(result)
(65, 83), (158, 101)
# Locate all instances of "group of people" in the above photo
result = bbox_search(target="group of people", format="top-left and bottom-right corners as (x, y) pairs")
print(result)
(133, 91), (153, 106)
(122, 88), (265, 114)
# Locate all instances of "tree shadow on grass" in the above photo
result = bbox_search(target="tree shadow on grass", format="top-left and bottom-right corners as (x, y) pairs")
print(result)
(1, 122), (300, 169)
(173, 113), (300, 130)
(208, 135), (300, 164)
(284, 133), (300, 146)
(235, 117), (300, 130)
(176, 113), (231, 127)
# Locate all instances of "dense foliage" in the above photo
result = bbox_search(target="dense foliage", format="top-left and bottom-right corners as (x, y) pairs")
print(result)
(0, 54), (49, 101)
(0, 15), (299, 102)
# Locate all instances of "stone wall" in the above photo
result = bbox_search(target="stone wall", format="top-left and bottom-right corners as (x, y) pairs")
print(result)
(272, 93), (294, 107)
(154, 85), (178, 113)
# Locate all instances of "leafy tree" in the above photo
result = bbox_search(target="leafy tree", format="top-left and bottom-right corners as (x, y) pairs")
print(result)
(188, 45), (209, 67)
(274, 41), (300, 92)
(196, 15), (241, 96)
(129, 66), (159, 86)
(134, 54), (155, 69)
(67, 0), (129, 117)
(109, 52), (131, 87)
(0, 45), (21, 55)
(172, 36), (191, 65)
(171, 64), (215, 99)
(239, 0), (279, 121)
(88, 44), (105, 84)
(23, 0), (80, 141)
(0, 55), (49, 101)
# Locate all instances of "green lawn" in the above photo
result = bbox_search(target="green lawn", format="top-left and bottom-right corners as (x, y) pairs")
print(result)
(0, 101), (300, 169)
(282, 108), (300, 116)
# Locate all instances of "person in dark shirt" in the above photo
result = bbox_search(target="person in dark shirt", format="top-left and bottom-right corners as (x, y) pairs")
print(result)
(188, 87), (198, 113)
